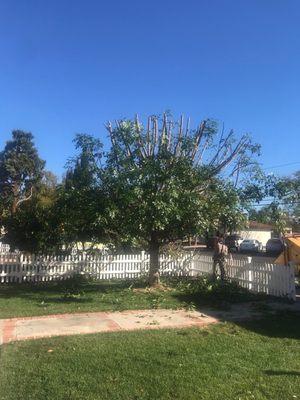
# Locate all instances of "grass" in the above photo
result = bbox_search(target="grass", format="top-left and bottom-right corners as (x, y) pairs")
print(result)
(0, 276), (262, 319)
(0, 313), (299, 400)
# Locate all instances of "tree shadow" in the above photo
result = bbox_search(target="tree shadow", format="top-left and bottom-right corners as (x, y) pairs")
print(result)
(234, 311), (300, 340)
(0, 279), (146, 299)
(264, 370), (300, 376)
(170, 278), (267, 310)
(0, 278), (150, 309)
(35, 296), (93, 304)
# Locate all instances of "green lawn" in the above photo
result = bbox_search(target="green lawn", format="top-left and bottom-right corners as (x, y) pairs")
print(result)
(0, 313), (299, 400)
(0, 278), (259, 319)
(0, 280), (183, 319)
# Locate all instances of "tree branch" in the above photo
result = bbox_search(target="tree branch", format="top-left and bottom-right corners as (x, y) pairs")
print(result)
(16, 186), (33, 207)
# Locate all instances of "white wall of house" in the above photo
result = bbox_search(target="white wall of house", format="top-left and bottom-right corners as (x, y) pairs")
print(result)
(239, 230), (272, 246)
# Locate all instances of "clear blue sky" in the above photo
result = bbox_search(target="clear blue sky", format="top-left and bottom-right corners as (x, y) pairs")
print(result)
(0, 0), (299, 178)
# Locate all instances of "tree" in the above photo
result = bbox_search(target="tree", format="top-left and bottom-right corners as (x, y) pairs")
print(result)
(0, 130), (45, 215)
(290, 171), (300, 231)
(248, 204), (288, 234)
(104, 114), (260, 285)
(56, 134), (108, 250)
(281, 170), (300, 227)
(247, 170), (300, 234)
(2, 171), (60, 252)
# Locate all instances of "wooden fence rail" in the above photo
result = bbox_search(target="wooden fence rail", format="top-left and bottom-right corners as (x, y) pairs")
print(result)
(0, 252), (296, 300)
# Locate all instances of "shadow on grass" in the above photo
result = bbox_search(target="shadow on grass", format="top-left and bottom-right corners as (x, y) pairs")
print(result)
(233, 311), (300, 340)
(0, 279), (146, 297)
(36, 296), (93, 304)
(0, 279), (150, 309)
(264, 370), (300, 376)
(168, 277), (267, 308)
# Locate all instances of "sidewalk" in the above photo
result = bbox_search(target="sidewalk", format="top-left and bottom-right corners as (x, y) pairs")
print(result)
(0, 309), (219, 345)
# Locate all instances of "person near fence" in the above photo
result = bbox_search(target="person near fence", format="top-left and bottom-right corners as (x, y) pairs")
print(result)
(213, 236), (228, 280)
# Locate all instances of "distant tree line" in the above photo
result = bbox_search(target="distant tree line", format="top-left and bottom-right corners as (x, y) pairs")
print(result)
(0, 114), (298, 284)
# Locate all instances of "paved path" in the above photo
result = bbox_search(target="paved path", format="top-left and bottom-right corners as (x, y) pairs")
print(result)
(1, 300), (299, 345)
(0, 309), (220, 345)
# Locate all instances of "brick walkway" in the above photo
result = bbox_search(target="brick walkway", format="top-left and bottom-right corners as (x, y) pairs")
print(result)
(0, 309), (219, 345)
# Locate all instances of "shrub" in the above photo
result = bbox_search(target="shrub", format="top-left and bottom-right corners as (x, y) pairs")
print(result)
(162, 275), (262, 304)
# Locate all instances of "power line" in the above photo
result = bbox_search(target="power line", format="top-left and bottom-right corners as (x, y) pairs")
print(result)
(261, 161), (300, 171)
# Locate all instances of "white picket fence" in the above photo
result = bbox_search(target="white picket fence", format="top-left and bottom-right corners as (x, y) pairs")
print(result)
(0, 252), (192, 283)
(191, 254), (296, 300)
(0, 251), (296, 300)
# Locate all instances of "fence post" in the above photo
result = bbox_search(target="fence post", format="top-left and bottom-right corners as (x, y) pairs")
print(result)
(141, 251), (145, 277)
(247, 256), (253, 290)
(17, 253), (22, 283)
(189, 251), (194, 277)
(124, 254), (127, 279)
(80, 253), (85, 276)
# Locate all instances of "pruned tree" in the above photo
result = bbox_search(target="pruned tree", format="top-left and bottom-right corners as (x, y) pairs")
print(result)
(104, 113), (260, 285)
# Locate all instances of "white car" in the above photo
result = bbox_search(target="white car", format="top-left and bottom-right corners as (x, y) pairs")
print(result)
(240, 239), (262, 253)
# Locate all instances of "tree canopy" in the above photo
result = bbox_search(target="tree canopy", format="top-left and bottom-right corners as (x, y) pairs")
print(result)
(55, 134), (108, 251)
(2, 172), (59, 252)
(104, 114), (260, 284)
(247, 170), (300, 233)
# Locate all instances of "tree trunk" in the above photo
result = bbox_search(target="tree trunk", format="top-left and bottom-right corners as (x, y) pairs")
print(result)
(149, 237), (160, 287)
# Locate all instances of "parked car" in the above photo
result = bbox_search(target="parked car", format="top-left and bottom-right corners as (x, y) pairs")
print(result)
(266, 238), (284, 256)
(225, 234), (243, 252)
(240, 239), (263, 253)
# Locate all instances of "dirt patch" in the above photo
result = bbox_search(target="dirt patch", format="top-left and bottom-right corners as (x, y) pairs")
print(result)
(132, 285), (174, 293)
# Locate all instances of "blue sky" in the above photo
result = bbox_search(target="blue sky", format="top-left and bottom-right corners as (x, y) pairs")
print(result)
(0, 0), (299, 178)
